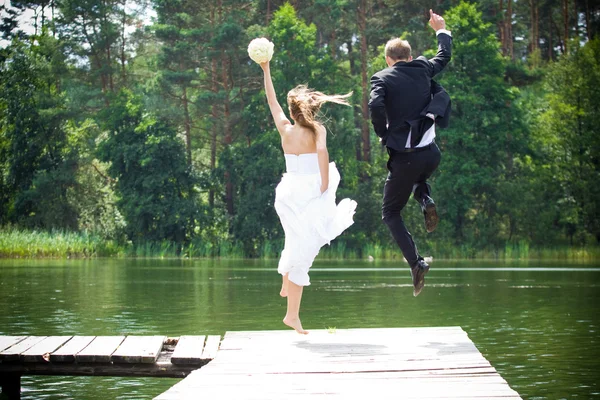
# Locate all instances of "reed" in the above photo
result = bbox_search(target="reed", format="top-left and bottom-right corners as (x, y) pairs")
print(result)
(0, 227), (119, 258)
(1, 227), (598, 261)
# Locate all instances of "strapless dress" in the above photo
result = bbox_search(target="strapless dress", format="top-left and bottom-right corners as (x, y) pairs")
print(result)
(274, 153), (357, 286)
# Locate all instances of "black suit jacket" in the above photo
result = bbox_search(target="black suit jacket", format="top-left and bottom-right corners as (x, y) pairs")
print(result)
(406, 81), (451, 147)
(368, 32), (452, 151)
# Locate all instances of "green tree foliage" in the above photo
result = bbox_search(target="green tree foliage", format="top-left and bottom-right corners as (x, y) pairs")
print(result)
(535, 39), (600, 244)
(152, 0), (204, 165)
(0, 38), (77, 228)
(56, 0), (138, 103)
(434, 2), (528, 247)
(65, 118), (125, 239)
(222, 3), (382, 256)
(96, 90), (200, 243)
(1, 0), (598, 256)
(219, 3), (324, 255)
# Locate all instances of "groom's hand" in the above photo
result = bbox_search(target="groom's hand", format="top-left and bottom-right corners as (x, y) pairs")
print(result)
(429, 9), (446, 31)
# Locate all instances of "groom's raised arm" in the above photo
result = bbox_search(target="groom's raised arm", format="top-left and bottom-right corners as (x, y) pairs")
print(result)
(426, 10), (452, 77)
(369, 74), (388, 140)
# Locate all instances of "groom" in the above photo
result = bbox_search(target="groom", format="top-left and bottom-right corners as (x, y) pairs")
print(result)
(368, 10), (452, 296)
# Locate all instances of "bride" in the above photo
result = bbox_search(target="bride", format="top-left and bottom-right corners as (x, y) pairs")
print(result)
(259, 60), (357, 334)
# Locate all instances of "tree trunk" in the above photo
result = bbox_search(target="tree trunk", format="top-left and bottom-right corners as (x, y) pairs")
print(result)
(52, 1), (55, 37)
(210, 64), (218, 208)
(95, 54), (110, 105)
(554, 16), (565, 54)
(33, 7), (38, 37)
(215, 0), (234, 216)
(358, 0), (371, 166)
(182, 86), (193, 166)
(41, 4), (46, 31)
(563, 0), (569, 54)
(348, 41), (357, 75)
(585, 0), (591, 40)
(209, 7), (218, 208)
(535, 1), (539, 49)
(574, 0), (580, 40)
(102, 0), (114, 92)
(221, 52), (234, 216)
(529, 0), (539, 53)
(81, 19), (105, 97)
(107, 45), (114, 92)
(266, 0), (271, 25)
(549, 13), (554, 60)
(499, 0), (504, 47)
(120, 2), (127, 86)
(330, 30), (337, 58)
(506, 0), (514, 59)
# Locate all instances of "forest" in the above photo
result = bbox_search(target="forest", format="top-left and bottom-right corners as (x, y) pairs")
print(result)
(0, 0), (598, 259)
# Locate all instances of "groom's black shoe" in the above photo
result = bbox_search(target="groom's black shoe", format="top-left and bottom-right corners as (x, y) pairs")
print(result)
(421, 196), (439, 233)
(410, 259), (430, 297)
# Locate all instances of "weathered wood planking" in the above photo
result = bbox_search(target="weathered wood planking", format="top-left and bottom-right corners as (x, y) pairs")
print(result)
(0, 359), (202, 378)
(112, 336), (166, 364)
(75, 336), (125, 363)
(0, 336), (27, 352)
(155, 327), (521, 400)
(0, 337), (47, 361)
(200, 335), (220, 360)
(50, 336), (96, 363)
(157, 375), (523, 400)
(21, 336), (73, 362)
(0, 335), (213, 379)
(171, 335), (206, 365)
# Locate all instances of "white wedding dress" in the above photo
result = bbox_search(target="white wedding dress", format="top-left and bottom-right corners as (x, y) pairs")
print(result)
(275, 153), (357, 286)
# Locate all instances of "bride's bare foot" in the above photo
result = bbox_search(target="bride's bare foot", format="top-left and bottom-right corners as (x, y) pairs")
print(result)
(280, 285), (288, 297)
(283, 316), (308, 334)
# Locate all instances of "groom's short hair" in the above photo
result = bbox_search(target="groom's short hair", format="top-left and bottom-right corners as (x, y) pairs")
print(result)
(385, 38), (411, 61)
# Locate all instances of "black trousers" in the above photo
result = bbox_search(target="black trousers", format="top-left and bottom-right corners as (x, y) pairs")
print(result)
(382, 143), (441, 267)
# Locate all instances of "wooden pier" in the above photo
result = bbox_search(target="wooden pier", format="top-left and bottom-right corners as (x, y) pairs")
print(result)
(0, 334), (220, 399)
(0, 328), (521, 399)
(155, 327), (521, 399)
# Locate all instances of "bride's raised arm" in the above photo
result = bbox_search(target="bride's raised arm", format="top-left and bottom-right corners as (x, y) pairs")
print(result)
(260, 62), (291, 135)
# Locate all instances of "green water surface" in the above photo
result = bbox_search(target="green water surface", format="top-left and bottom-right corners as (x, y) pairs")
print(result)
(0, 258), (598, 399)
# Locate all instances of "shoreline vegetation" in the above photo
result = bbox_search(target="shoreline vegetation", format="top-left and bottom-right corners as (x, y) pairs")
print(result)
(1, 3), (599, 264)
(1, 228), (598, 261)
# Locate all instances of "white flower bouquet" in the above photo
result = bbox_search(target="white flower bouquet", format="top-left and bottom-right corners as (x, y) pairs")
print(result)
(247, 38), (274, 64)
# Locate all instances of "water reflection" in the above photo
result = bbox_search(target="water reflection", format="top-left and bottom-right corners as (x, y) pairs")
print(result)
(0, 258), (599, 399)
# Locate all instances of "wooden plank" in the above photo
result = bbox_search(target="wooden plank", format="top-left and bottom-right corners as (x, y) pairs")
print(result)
(0, 358), (200, 378)
(222, 326), (466, 337)
(76, 336), (125, 363)
(158, 372), (520, 398)
(111, 336), (166, 364)
(0, 337), (27, 352)
(50, 336), (96, 363)
(171, 336), (206, 365)
(0, 336), (47, 361)
(155, 327), (521, 400)
(21, 336), (73, 362)
(200, 335), (220, 360)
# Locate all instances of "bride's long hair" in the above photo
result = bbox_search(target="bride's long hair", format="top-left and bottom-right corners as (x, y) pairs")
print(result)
(287, 85), (352, 137)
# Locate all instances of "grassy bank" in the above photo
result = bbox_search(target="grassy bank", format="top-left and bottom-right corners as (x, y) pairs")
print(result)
(319, 240), (600, 261)
(0, 228), (122, 258)
(0, 228), (598, 261)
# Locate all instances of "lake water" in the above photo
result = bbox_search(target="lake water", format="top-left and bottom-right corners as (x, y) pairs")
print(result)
(0, 258), (599, 399)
